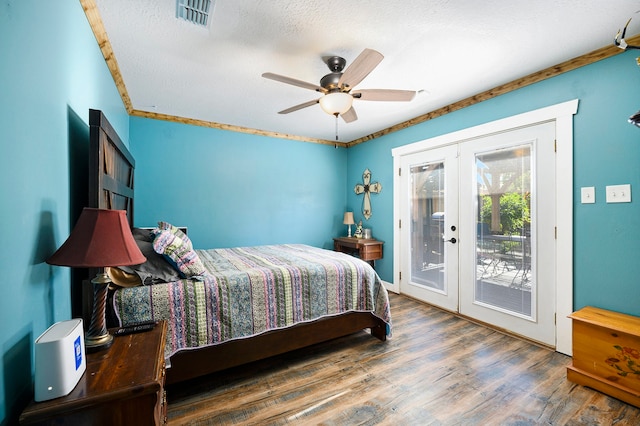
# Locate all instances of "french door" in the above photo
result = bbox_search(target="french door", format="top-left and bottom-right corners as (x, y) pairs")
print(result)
(399, 144), (459, 312)
(399, 121), (556, 346)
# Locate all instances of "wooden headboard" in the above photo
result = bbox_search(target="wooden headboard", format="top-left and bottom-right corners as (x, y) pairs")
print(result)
(88, 109), (135, 225)
(81, 109), (135, 323)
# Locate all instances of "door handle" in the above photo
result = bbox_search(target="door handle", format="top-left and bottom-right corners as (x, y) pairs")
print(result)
(444, 237), (457, 244)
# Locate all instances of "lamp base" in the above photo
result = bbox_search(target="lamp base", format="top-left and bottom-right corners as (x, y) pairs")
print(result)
(85, 332), (113, 353)
(86, 272), (113, 353)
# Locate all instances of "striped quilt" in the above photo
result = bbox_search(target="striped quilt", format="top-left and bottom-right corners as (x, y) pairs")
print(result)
(112, 244), (391, 358)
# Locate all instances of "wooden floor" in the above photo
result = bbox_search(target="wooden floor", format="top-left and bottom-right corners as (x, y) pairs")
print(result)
(166, 293), (640, 425)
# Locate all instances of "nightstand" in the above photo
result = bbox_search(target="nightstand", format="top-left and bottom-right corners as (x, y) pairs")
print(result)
(333, 237), (383, 268)
(20, 321), (167, 425)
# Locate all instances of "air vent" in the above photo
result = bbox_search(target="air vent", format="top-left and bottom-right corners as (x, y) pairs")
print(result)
(176, 0), (213, 27)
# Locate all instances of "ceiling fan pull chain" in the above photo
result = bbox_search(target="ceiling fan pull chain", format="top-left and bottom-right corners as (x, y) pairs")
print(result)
(335, 113), (339, 141)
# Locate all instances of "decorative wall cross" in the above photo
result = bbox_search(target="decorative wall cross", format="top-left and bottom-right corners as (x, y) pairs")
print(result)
(354, 168), (382, 220)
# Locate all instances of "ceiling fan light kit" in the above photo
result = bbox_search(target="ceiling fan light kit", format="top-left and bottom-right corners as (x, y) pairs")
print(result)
(319, 92), (353, 115)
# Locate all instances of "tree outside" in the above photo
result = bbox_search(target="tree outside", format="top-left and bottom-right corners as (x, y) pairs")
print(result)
(480, 192), (530, 236)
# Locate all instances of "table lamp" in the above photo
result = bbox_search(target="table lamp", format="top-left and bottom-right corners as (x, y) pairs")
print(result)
(343, 212), (355, 237)
(47, 208), (146, 352)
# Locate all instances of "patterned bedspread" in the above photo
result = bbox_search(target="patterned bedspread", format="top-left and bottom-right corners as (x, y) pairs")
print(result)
(112, 244), (391, 358)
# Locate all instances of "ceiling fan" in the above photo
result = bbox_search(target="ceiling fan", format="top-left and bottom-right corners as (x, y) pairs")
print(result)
(262, 48), (416, 124)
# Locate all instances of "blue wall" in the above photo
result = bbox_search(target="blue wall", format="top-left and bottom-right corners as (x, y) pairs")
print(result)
(130, 117), (348, 251)
(0, 1), (129, 424)
(347, 50), (640, 315)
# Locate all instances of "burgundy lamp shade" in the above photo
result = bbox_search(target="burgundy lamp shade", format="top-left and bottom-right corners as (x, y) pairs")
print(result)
(47, 208), (146, 268)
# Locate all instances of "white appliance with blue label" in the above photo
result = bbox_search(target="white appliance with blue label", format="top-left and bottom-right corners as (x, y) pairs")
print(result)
(34, 318), (86, 401)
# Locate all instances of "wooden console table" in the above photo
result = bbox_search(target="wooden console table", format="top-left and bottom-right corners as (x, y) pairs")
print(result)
(567, 306), (640, 408)
(333, 237), (383, 268)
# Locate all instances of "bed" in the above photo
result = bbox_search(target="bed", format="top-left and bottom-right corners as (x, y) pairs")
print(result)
(86, 109), (391, 385)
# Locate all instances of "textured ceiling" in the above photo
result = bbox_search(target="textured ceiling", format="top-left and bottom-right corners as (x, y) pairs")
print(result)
(94, 0), (640, 143)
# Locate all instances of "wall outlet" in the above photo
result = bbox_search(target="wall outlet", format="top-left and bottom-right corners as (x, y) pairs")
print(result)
(605, 184), (631, 203)
(581, 187), (595, 204)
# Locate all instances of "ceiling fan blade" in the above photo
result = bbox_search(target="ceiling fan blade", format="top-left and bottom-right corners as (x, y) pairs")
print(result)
(278, 99), (320, 114)
(262, 72), (326, 93)
(353, 89), (416, 102)
(338, 48), (384, 89)
(341, 106), (358, 123)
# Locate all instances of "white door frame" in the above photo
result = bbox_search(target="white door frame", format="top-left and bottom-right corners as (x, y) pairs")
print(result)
(391, 99), (578, 355)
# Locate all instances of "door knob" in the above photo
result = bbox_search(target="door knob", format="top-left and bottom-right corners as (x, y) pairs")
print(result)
(444, 237), (457, 244)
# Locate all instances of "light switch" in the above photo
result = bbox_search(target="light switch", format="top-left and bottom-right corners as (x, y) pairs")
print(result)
(606, 184), (631, 203)
(581, 187), (595, 204)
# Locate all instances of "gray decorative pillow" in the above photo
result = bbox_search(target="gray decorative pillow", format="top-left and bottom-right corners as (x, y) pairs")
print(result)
(116, 228), (182, 285)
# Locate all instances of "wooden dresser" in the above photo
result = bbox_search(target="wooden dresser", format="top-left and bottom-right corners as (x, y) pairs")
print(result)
(20, 321), (167, 425)
(567, 307), (640, 408)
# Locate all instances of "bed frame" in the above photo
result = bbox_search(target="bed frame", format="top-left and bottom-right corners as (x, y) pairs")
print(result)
(87, 109), (387, 384)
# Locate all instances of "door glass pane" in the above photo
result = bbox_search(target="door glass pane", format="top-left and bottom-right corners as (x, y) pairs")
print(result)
(410, 161), (446, 292)
(474, 145), (533, 317)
